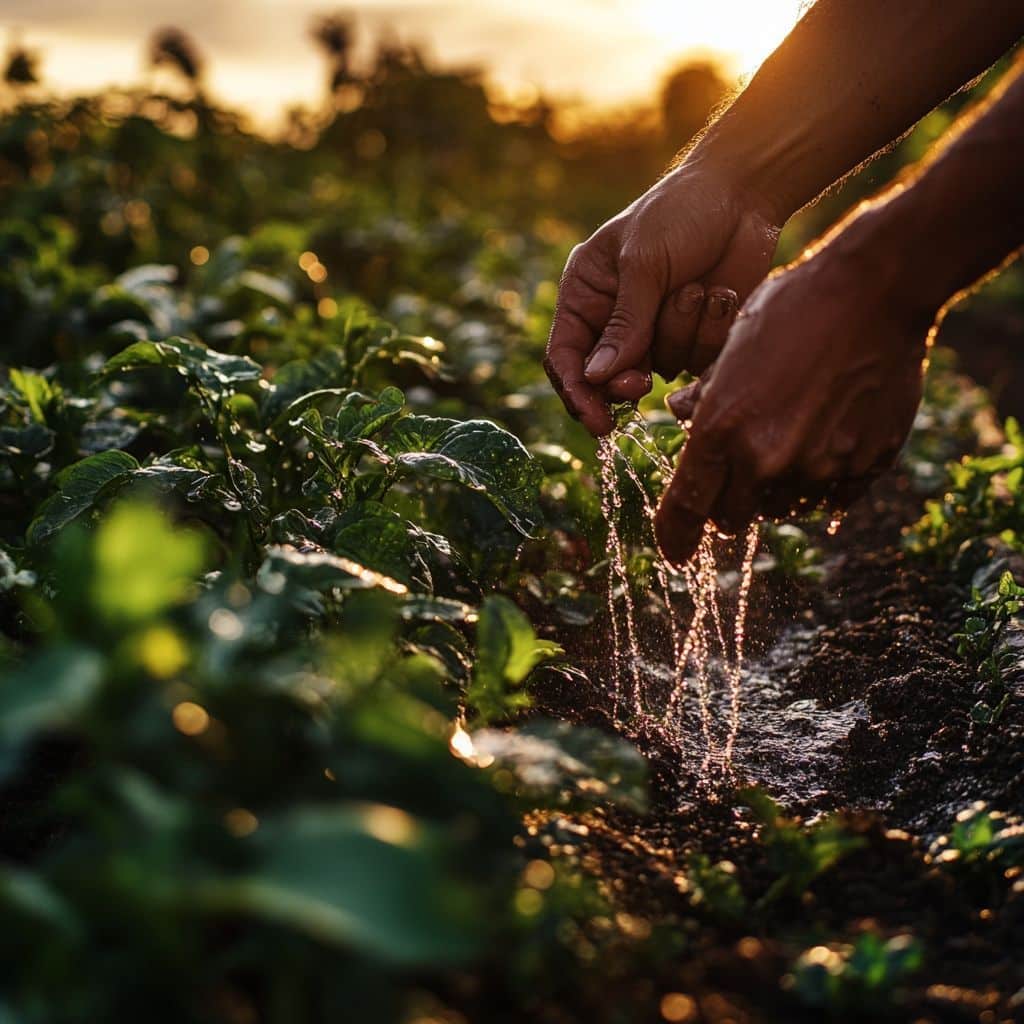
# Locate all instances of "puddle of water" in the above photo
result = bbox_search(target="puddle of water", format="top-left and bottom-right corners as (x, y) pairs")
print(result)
(651, 627), (869, 811)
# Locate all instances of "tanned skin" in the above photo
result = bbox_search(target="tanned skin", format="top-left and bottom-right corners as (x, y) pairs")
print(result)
(656, 54), (1024, 566)
(543, 0), (1024, 566)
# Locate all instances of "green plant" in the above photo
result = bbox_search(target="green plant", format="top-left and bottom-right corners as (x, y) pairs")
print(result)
(758, 523), (824, 581)
(930, 803), (1024, 870)
(905, 416), (1024, 560)
(954, 569), (1023, 722)
(683, 854), (746, 921)
(788, 932), (923, 1012)
(740, 788), (866, 907)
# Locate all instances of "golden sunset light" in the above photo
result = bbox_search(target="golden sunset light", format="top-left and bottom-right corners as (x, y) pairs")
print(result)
(6, 0), (1023, 1018)
(1, 0), (805, 128)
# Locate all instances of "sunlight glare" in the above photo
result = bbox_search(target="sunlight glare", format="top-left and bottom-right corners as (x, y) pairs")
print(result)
(639, 0), (806, 76)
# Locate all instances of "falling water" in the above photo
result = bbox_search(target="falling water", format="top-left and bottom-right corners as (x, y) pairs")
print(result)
(615, 454), (685, 699)
(596, 415), (761, 788)
(723, 521), (760, 772)
(596, 436), (644, 720)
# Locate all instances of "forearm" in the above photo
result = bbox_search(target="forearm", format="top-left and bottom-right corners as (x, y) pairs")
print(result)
(688, 0), (1024, 220)
(848, 55), (1024, 321)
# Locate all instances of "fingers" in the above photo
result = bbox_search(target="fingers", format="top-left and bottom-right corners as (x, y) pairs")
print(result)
(691, 286), (739, 371)
(543, 334), (614, 435)
(545, 259), (617, 434)
(665, 379), (703, 424)
(711, 469), (760, 538)
(651, 283), (704, 379)
(655, 426), (729, 568)
(605, 367), (653, 403)
(583, 258), (664, 385)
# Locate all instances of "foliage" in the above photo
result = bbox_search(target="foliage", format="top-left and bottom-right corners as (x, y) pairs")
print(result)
(0, 69), (661, 1021)
(740, 788), (866, 907)
(905, 415), (1024, 560)
(954, 569), (1023, 722)
(757, 523), (824, 581)
(930, 803), (1024, 871)
(1, 31), (1020, 1023)
(788, 933), (923, 1012)
(683, 854), (746, 921)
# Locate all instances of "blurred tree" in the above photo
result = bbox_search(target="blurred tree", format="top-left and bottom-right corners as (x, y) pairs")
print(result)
(4, 44), (40, 89)
(311, 15), (355, 95)
(149, 27), (204, 92)
(660, 61), (730, 147)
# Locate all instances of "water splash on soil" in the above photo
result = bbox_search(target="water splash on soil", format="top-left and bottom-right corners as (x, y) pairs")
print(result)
(596, 420), (762, 790)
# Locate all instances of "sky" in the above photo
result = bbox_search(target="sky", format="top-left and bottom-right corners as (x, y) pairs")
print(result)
(1, 1), (807, 128)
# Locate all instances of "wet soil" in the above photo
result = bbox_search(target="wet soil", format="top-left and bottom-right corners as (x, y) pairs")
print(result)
(529, 462), (1024, 1023)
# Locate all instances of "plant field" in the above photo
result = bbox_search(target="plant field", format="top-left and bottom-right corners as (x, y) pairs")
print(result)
(2, 46), (1024, 1024)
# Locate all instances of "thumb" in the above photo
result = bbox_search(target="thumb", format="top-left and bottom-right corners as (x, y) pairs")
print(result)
(666, 379), (703, 423)
(666, 358), (718, 423)
(655, 425), (729, 568)
(583, 259), (663, 384)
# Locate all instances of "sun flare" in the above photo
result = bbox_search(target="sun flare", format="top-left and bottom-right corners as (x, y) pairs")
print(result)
(639, 0), (807, 76)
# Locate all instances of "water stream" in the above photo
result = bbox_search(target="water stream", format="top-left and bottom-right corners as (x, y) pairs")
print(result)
(595, 417), (868, 808)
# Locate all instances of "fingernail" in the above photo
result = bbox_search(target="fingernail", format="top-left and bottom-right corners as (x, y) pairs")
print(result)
(666, 394), (690, 420)
(584, 345), (616, 378)
(675, 284), (703, 314)
(707, 293), (733, 320)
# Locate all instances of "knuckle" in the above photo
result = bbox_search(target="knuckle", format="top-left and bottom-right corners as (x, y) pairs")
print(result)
(559, 244), (589, 289)
(542, 355), (560, 386)
(601, 306), (640, 343)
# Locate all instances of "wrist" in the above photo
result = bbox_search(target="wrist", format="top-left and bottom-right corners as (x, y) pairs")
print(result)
(687, 119), (809, 226)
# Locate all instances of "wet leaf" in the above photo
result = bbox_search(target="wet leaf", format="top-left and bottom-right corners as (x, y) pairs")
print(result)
(27, 450), (140, 545)
(390, 416), (543, 536)
(103, 337), (262, 395)
(257, 545), (409, 601)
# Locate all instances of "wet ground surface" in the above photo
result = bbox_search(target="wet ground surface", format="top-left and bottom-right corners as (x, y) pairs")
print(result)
(532, 466), (1024, 1023)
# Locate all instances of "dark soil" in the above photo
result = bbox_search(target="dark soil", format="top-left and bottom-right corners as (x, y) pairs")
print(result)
(529, 455), (1024, 1023)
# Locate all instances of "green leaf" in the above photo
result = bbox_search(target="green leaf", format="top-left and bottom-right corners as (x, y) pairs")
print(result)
(391, 417), (543, 536)
(334, 387), (406, 442)
(103, 337), (262, 395)
(686, 853), (745, 920)
(8, 368), (56, 424)
(235, 269), (293, 306)
(257, 545), (409, 600)
(27, 450), (139, 546)
(0, 866), (82, 941)
(467, 596), (560, 722)
(196, 805), (481, 965)
(332, 502), (456, 591)
(262, 348), (349, 422)
(88, 503), (207, 628)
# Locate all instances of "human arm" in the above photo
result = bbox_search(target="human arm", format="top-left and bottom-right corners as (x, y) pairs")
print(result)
(545, 0), (1024, 436)
(654, 53), (1024, 567)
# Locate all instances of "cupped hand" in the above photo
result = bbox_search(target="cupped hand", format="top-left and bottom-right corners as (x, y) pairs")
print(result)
(654, 234), (936, 567)
(544, 155), (783, 436)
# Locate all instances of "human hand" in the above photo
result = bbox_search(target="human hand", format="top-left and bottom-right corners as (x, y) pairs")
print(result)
(544, 154), (783, 436)
(654, 224), (935, 567)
